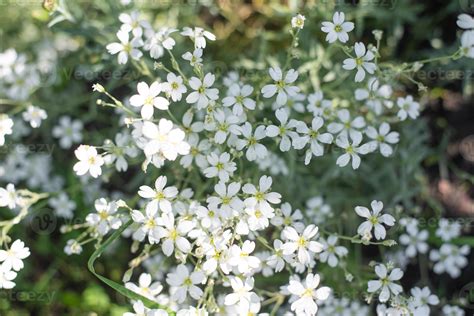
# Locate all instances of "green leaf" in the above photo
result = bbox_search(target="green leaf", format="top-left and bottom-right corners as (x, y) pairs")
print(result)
(87, 219), (174, 314)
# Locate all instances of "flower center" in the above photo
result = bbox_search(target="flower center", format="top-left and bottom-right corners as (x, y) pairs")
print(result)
(145, 218), (156, 229)
(255, 192), (264, 201)
(298, 237), (307, 247)
(184, 277), (192, 286)
(155, 192), (165, 200)
(248, 137), (257, 146)
(369, 216), (379, 225)
(98, 210), (108, 220)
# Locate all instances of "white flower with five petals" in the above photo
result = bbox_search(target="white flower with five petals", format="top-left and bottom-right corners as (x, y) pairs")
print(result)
(343, 42), (376, 82)
(355, 200), (395, 240)
(261, 67), (300, 106)
(321, 12), (354, 43)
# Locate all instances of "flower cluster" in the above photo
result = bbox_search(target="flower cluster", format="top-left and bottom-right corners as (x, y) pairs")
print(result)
(1, 6), (472, 316)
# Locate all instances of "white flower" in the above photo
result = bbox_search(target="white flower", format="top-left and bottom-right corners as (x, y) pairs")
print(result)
(288, 273), (330, 316)
(294, 116), (333, 164)
(156, 212), (194, 256)
(321, 12), (354, 43)
(222, 83), (256, 116)
(73, 145), (105, 178)
(261, 67), (300, 106)
(195, 204), (221, 231)
(306, 196), (332, 225)
(319, 235), (348, 267)
(119, 11), (150, 37)
(457, 13), (474, 29)
(210, 109), (241, 144)
(144, 27), (177, 59)
(201, 232), (231, 274)
(244, 201), (275, 231)
(271, 202), (304, 230)
(265, 108), (300, 152)
(281, 225), (324, 265)
(278, 92), (306, 113)
(64, 240), (82, 255)
(0, 265), (16, 289)
(186, 73), (219, 109)
(103, 132), (138, 172)
(399, 226), (428, 258)
(355, 200), (395, 240)
(0, 240), (30, 271)
(203, 152), (236, 182)
(124, 300), (168, 316)
(291, 14), (306, 29)
(266, 240), (286, 273)
(0, 183), (19, 209)
(49, 192), (76, 219)
(229, 240), (261, 274)
(207, 182), (243, 217)
(85, 198), (121, 235)
(409, 286), (439, 316)
(182, 49), (203, 67)
(180, 134), (210, 168)
(429, 244), (470, 278)
(106, 29), (143, 64)
(138, 175), (178, 213)
(343, 42), (376, 82)
(335, 131), (373, 169)
(125, 273), (163, 301)
(327, 109), (366, 137)
(142, 119), (190, 161)
(355, 77), (393, 115)
(242, 175), (281, 213)
(0, 114), (14, 146)
(162, 72), (187, 102)
(236, 122), (268, 161)
(442, 305), (465, 316)
(52, 116), (83, 149)
(166, 264), (205, 303)
(131, 203), (161, 244)
(461, 30), (474, 58)
(367, 264), (404, 303)
(176, 306), (208, 316)
(22, 105), (47, 128)
(396, 95), (420, 121)
(435, 218), (461, 241)
(366, 122), (399, 157)
(130, 82), (169, 119)
(224, 277), (259, 313)
(181, 27), (216, 49)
